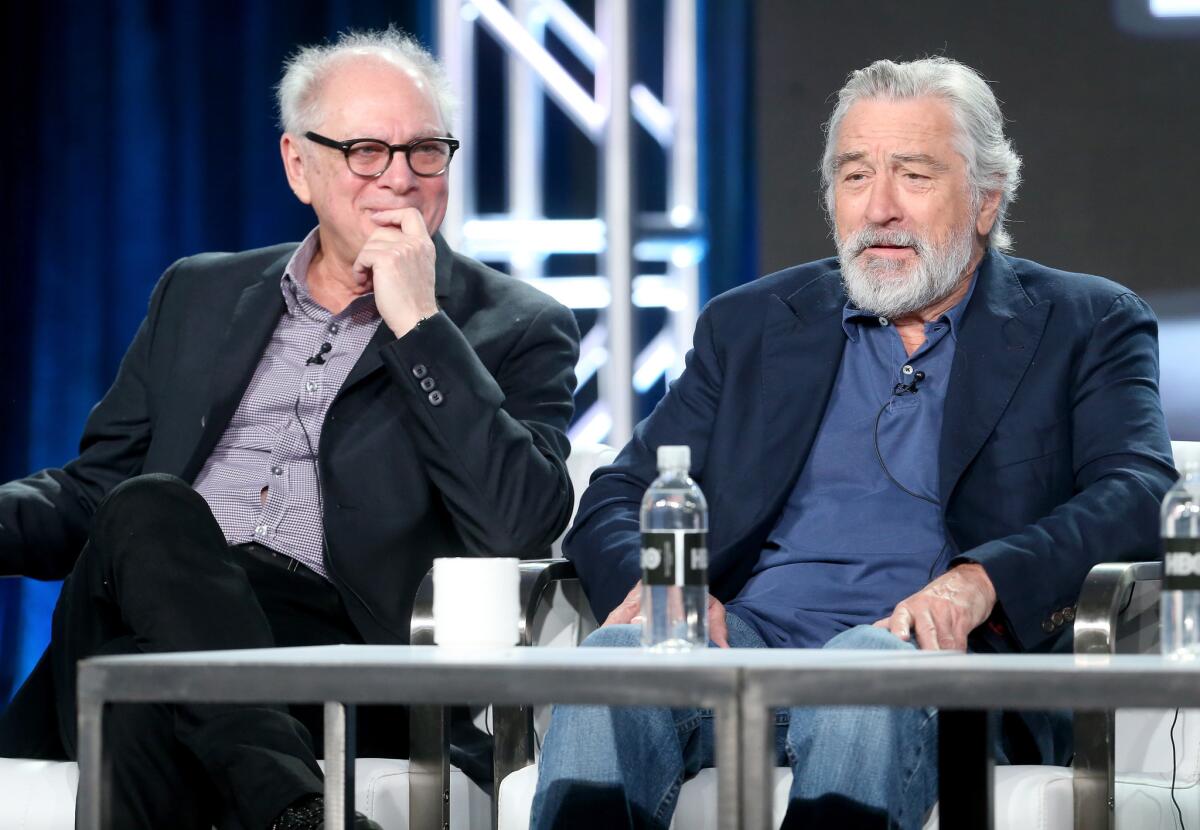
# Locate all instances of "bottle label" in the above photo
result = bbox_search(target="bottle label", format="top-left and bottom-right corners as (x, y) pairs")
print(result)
(641, 531), (708, 587)
(1163, 538), (1200, 590)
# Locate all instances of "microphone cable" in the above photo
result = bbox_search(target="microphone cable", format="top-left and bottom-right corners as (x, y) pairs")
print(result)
(872, 374), (937, 507)
(1171, 707), (1185, 829)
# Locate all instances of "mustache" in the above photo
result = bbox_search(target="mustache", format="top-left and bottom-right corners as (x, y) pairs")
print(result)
(842, 227), (926, 258)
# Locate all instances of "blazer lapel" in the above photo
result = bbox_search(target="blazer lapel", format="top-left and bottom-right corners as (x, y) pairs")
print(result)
(181, 252), (289, 482)
(938, 251), (1052, 503)
(337, 232), (458, 395)
(753, 275), (847, 530)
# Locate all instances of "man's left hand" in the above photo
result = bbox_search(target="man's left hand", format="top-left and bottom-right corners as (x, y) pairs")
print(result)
(873, 563), (997, 650)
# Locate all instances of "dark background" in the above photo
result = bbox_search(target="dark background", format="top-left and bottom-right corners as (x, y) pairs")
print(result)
(753, 0), (1199, 440)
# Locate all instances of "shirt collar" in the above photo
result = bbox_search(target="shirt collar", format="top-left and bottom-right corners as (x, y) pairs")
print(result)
(280, 227), (378, 320)
(841, 269), (979, 342)
(280, 228), (322, 316)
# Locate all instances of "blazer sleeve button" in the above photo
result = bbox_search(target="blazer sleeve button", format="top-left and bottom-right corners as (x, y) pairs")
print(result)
(412, 364), (428, 379)
(428, 390), (444, 406)
(420, 377), (436, 392)
(1042, 620), (1054, 634)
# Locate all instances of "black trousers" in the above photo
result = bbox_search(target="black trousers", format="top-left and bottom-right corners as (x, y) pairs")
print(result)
(2, 473), (406, 830)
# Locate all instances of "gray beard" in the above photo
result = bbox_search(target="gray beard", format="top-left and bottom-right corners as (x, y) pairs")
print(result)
(836, 221), (976, 319)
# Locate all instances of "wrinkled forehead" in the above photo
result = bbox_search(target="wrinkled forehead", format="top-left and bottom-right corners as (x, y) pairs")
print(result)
(834, 97), (962, 160)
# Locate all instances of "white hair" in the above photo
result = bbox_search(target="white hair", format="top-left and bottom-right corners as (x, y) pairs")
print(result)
(821, 57), (1022, 251)
(276, 26), (458, 136)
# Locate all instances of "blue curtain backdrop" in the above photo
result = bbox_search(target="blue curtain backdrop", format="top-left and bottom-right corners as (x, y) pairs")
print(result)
(0, 0), (755, 704)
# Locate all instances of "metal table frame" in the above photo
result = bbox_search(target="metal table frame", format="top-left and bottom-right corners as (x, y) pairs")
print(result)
(76, 646), (1200, 830)
(737, 651), (1200, 830)
(75, 645), (744, 830)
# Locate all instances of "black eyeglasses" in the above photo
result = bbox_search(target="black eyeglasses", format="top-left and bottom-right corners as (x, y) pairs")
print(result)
(304, 131), (460, 178)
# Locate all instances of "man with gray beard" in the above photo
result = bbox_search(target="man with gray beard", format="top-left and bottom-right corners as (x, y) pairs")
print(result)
(529, 56), (1176, 829)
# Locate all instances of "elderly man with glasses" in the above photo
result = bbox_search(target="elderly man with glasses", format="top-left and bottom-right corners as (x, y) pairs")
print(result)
(0, 27), (579, 830)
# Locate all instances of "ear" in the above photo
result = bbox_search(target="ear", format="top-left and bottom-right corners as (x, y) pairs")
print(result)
(280, 133), (313, 205)
(975, 187), (1002, 238)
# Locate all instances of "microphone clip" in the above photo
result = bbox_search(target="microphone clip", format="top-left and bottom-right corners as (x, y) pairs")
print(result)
(893, 370), (926, 396)
(306, 342), (332, 366)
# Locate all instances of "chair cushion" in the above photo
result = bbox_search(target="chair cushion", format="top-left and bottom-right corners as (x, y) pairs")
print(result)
(0, 757), (490, 830)
(498, 761), (1198, 830)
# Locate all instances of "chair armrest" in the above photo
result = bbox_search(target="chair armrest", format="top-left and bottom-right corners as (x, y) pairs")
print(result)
(1073, 561), (1162, 656)
(1072, 560), (1161, 830)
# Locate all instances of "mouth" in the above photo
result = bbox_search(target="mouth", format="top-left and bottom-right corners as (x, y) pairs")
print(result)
(861, 244), (915, 257)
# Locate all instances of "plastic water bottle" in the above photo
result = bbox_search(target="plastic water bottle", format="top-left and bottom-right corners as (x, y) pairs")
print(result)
(640, 445), (709, 650)
(1161, 452), (1200, 658)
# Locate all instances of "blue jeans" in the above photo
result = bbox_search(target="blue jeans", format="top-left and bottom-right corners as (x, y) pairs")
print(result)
(531, 617), (938, 830)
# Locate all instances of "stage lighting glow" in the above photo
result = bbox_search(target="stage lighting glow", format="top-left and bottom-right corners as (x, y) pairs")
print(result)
(633, 332), (679, 392)
(669, 205), (696, 227)
(470, 0), (606, 137)
(537, 0), (602, 68)
(569, 403), (613, 445)
(631, 84), (675, 146)
(462, 218), (606, 254)
(574, 324), (609, 388)
(1150, 0), (1200, 15)
(519, 275), (685, 311)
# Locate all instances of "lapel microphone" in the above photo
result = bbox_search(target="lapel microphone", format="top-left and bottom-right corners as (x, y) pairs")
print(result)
(893, 370), (926, 396)
(306, 342), (332, 366)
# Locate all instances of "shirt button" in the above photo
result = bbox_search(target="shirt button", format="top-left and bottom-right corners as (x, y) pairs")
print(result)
(271, 466), (283, 476)
(255, 524), (268, 536)
(412, 364), (428, 379)
(329, 323), (339, 335)
(902, 364), (914, 375)
(878, 317), (890, 326)
(305, 381), (318, 393)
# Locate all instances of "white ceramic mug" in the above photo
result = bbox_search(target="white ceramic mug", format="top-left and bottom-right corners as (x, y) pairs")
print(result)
(432, 557), (521, 647)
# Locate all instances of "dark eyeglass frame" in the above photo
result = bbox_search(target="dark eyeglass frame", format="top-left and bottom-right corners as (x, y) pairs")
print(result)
(304, 131), (460, 178)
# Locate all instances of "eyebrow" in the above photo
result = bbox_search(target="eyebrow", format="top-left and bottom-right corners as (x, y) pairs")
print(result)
(890, 152), (951, 172)
(832, 150), (951, 173)
(833, 151), (866, 170)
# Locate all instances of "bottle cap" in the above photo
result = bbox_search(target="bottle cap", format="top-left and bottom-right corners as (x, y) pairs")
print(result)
(657, 445), (690, 471)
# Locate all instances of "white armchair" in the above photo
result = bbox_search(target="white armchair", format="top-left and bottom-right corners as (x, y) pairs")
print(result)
(494, 441), (1200, 830)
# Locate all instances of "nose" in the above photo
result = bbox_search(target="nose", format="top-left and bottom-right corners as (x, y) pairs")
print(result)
(863, 172), (903, 227)
(376, 153), (419, 193)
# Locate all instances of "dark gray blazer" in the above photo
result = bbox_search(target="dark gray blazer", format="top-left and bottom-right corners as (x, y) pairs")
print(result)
(0, 233), (580, 644)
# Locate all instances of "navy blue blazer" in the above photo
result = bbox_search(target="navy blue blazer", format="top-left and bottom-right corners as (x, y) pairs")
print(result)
(565, 250), (1176, 655)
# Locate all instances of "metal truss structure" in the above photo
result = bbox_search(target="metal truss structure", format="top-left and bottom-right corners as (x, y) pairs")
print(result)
(438, 0), (703, 446)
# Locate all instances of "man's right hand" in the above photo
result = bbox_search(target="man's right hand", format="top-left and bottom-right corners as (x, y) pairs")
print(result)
(602, 580), (730, 648)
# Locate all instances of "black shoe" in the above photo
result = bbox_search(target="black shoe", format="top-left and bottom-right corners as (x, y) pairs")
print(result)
(271, 794), (384, 830)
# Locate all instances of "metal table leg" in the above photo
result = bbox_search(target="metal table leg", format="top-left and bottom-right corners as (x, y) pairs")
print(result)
(76, 697), (106, 830)
(938, 708), (993, 830)
(325, 701), (357, 830)
(714, 697), (746, 830)
(737, 684), (775, 830)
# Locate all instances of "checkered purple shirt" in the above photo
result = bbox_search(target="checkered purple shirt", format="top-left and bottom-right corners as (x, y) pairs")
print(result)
(192, 229), (382, 577)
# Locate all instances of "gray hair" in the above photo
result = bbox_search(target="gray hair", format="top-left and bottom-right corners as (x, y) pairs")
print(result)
(276, 26), (458, 137)
(821, 57), (1022, 251)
